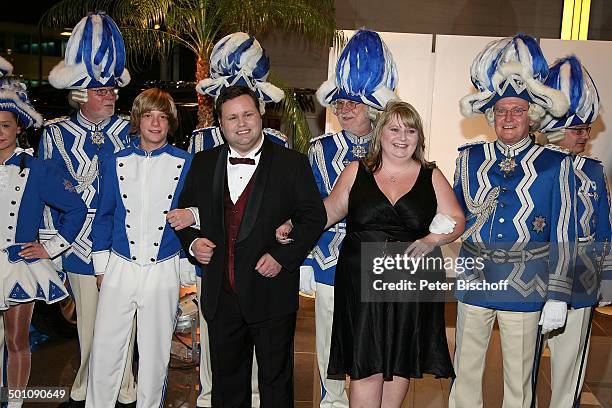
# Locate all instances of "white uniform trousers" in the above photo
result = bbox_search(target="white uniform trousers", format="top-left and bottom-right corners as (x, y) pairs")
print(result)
(315, 283), (348, 408)
(85, 254), (180, 408)
(448, 301), (540, 408)
(67, 272), (137, 403)
(195, 277), (260, 407)
(547, 306), (592, 408)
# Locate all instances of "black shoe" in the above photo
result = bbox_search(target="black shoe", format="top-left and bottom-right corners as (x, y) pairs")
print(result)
(115, 402), (136, 408)
(57, 398), (85, 408)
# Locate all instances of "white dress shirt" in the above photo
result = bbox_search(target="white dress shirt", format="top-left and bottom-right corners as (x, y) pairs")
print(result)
(226, 136), (264, 203)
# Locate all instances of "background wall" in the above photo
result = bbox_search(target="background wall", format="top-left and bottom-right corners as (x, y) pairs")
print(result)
(322, 32), (612, 184)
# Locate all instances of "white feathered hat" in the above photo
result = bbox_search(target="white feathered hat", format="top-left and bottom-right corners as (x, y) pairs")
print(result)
(460, 34), (568, 118)
(316, 29), (398, 110)
(0, 56), (43, 128)
(196, 32), (284, 103)
(48, 12), (130, 90)
(540, 56), (599, 142)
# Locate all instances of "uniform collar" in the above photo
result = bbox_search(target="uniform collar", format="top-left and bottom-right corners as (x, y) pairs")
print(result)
(2, 147), (28, 166)
(131, 137), (170, 157)
(495, 136), (533, 157)
(76, 110), (112, 131)
(343, 128), (372, 145)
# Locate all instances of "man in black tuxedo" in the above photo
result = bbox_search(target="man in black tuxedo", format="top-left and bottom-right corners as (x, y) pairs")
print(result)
(177, 85), (326, 407)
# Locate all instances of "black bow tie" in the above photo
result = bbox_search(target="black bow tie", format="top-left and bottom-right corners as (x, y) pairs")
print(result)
(229, 157), (256, 165)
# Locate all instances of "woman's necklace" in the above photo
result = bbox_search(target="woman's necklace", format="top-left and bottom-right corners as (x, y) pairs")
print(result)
(383, 162), (414, 183)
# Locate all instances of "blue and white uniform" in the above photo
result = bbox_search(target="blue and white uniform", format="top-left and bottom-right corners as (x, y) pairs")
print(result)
(449, 137), (576, 408)
(38, 112), (130, 273)
(86, 139), (191, 408)
(189, 126), (287, 155)
(304, 129), (370, 408)
(0, 149), (86, 309)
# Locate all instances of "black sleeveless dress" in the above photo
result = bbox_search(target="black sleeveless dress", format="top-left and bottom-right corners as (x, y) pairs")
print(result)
(327, 162), (455, 381)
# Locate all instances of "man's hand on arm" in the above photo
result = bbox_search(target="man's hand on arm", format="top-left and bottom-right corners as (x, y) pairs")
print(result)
(255, 253), (282, 277)
(190, 238), (216, 264)
(167, 208), (196, 231)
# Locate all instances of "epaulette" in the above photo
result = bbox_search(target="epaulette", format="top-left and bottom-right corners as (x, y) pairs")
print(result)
(457, 140), (485, 152)
(543, 144), (572, 155)
(43, 116), (69, 127)
(116, 114), (130, 122)
(580, 154), (602, 164)
(309, 132), (340, 144)
(264, 128), (288, 142)
(191, 126), (216, 135)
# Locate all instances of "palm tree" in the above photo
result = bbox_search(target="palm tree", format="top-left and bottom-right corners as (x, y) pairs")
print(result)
(41, 0), (341, 151)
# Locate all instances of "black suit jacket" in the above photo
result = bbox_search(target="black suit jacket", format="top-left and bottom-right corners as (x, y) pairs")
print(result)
(177, 139), (326, 323)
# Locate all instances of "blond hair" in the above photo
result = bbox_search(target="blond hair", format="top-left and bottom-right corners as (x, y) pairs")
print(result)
(129, 88), (178, 135)
(363, 100), (435, 173)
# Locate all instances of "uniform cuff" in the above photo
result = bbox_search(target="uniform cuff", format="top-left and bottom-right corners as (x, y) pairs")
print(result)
(92, 250), (111, 275)
(41, 233), (71, 259)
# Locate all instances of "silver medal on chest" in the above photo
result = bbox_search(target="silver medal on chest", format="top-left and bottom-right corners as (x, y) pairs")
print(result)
(90, 131), (105, 146)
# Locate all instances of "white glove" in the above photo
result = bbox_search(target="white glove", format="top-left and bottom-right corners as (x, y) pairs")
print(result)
(179, 257), (197, 287)
(429, 213), (457, 234)
(539, 299), (567, 334)
(598, 279), (612, 305)
(299, 266), (316, 296)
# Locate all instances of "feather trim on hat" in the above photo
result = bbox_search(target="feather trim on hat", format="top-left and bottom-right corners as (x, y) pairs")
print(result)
(540, 55), (599, 133)
(316, 29), (398, 110)
(461, 34), (568, 118)
(48, 12), (130, 90)
(195, 32), (284, 103)
(0, 78), (43, 128)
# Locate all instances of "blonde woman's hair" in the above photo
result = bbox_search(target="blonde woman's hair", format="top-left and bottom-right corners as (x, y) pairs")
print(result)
(363, 100), (435, 173)
(129, 88), (178, 135)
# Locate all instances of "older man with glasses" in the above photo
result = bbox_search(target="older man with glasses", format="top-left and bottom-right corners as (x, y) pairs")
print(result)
(450, 34), (575, 408)
(537, 55), (611, 408)
(38, 13), (137, 408)
(303, 29), (398, 408)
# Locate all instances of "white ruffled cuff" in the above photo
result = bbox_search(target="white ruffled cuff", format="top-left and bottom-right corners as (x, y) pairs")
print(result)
(429, 213), (457, 234)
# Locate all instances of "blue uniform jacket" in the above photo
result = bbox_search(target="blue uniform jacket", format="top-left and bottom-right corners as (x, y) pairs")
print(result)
(453, 137), (576, 311)
(91, 139), (192, 273)
(1, 150), (87, 262)
(304, 130), (371, 285)
(38, 112), (130, 274)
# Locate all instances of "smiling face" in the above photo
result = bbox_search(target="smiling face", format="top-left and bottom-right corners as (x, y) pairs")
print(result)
(139, 110), (169, 151)
(558, 124), (591, 154)
(380, 114), (419, 161)
(218, 94), (263, 155)
(0, 111), (20, 162)
(80, 87), (116, 123)
(334, 99), (372, 136)
(493, 97), (533, 145)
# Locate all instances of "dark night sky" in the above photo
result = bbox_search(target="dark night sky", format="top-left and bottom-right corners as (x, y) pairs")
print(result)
(2, 1), (67, 24)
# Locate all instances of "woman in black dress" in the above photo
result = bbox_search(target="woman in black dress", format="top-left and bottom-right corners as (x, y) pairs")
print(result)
(321, 101), (465, 407)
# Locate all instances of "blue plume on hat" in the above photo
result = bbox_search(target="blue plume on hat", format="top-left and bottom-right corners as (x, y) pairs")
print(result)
(196, 32), (284, 103)
(540, 55), (599, 133)
(0, 57), (43, 128)
(460, 34), (568, 118)
(48, 12), (130, 89)
(316, 29), (398, 110)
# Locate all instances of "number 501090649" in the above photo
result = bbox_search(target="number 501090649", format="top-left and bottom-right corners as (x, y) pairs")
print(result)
(1, 387), (69, 402)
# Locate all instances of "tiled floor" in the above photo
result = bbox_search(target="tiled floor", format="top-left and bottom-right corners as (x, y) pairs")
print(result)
(26, 298), (612, 407)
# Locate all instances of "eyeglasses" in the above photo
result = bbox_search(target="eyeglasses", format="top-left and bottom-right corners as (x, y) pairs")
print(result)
(91, 88), (119, 97)
(566, 126), (591, 136)
(332, 100), (359, 113)
(493, 107), (528, 117)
